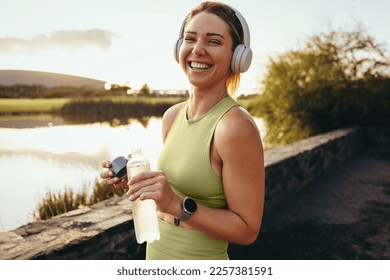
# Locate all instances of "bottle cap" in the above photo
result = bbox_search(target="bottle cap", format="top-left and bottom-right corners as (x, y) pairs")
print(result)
(110, 156), (127, 178)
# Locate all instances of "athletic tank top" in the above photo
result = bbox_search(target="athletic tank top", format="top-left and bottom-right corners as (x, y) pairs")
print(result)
(157, 96), (240, 208)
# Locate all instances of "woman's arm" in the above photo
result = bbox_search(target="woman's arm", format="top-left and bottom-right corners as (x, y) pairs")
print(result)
(182, 106), (265, 244)
(128, 106), (265, 245)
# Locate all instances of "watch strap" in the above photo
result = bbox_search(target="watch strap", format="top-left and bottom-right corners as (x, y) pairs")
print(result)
(174, 210), (191, 226)
(174, 217), (180, 226)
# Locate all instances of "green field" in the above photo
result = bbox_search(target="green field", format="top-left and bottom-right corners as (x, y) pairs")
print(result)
(0, 98), (70, 113)
(0, 96), (185, 114)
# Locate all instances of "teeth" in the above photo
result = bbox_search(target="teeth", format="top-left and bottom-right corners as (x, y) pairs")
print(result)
(190, 62), (211, 70)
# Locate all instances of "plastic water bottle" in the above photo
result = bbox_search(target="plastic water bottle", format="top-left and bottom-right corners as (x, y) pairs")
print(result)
(126, 148), (160, 244)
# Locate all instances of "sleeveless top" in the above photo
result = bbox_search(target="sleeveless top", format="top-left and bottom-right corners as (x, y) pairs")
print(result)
(158, 96), (240, 208)
(147, 96), (240, 260)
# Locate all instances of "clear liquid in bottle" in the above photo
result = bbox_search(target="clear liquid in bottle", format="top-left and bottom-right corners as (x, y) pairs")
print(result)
(127, 148), (160, 244)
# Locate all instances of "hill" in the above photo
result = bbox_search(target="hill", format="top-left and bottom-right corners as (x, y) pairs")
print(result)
(0, 70), (105, 88)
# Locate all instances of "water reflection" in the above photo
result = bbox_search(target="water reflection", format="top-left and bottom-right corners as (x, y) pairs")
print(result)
(0, 114), (154, 129)
(61, 113), (153, 128)
(0, 114), (66, 128)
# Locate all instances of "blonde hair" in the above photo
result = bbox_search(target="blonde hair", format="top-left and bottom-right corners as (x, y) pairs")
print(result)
(227, 72), (240, 96)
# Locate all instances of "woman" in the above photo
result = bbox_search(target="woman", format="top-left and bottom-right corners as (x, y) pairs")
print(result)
(101, 1), (264, 260)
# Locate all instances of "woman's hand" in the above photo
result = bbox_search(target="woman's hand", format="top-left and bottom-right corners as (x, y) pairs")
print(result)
(100, 160), (128, 190)
(127, 171), (181, 215)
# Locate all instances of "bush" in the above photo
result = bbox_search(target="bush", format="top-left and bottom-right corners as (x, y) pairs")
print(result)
(249, 26), (390, 146)
(34, 180), (125, 220)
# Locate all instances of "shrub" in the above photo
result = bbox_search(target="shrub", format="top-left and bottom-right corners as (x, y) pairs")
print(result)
(249, 26), (390, 146)
(34, 180), (125, 220)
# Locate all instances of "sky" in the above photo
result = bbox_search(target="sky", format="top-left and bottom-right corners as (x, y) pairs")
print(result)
(0, 0), (389, 95)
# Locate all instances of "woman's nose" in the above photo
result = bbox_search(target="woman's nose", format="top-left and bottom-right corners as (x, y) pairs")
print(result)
(192, 40), (206, 56)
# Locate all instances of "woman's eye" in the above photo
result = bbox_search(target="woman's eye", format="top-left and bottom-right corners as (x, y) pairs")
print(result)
(184, 37), (195, 42)
(209, 40), (221, 45)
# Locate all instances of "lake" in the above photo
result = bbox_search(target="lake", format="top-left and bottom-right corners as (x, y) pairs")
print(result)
(0, 114), (265, 232)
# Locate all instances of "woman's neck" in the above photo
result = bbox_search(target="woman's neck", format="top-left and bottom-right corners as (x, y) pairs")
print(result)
(187, 87), (229, 121)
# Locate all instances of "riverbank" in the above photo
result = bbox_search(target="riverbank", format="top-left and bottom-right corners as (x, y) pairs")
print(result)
(0, 96), (185, 116)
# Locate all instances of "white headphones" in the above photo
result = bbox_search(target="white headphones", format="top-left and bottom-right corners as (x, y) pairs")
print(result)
(174, 5), (252, 73)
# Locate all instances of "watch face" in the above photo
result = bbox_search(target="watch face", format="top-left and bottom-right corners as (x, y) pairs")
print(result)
(184, 198), (197, 213)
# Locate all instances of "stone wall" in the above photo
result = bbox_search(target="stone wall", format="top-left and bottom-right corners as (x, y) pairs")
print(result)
(0, 197), (145, 260)
(263, 127), (362, 209)
(0, 127), (384, 260)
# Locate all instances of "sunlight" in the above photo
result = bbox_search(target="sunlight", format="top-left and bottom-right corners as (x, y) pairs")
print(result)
(104, 82), (112, 90)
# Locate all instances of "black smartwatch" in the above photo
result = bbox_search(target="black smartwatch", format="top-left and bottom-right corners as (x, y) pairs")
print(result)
(174, 197), (197, 227)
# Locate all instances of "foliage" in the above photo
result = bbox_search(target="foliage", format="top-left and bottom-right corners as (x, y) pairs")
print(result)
(34, 180), (125, 220)
(0, 84), (106, 98)
(89, 179), (126, 205)
(0, 84), (46, 98)
(138, 83), (151, 96)
(44, 86), (105, 98)
(106, 83), (131, 95)
(59, 96), (184, 123)
(34, 187), (89, 220)
(249, 26), (390, 146)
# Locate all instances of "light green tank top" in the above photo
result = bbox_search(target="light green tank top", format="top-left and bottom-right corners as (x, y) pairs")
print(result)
(158, 96), (240, 208)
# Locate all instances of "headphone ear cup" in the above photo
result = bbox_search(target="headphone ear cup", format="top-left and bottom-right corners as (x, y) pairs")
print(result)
(174, 38), (183, 63)
(239, 46), (252, 73)
(231, 44), (252, 73)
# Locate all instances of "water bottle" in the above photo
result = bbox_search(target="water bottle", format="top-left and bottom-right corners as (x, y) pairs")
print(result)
(126, 148), (160, 244)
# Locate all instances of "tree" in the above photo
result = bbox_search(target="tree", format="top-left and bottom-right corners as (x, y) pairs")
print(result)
(250, 26), (390, 146)
(107, 83), (131, 95)
(139, 83), (151, 96)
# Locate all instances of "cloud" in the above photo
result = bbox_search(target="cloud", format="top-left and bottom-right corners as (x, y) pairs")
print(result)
(0, 29), (117, 52)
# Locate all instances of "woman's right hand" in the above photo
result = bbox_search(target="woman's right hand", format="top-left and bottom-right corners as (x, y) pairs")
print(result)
(100, 160), (128, 190)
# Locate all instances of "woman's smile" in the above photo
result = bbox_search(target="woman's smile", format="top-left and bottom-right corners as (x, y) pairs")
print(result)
(189, 61), (213, 70)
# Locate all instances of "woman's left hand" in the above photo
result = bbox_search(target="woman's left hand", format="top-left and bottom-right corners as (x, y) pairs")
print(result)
(127, 171), (179, 215)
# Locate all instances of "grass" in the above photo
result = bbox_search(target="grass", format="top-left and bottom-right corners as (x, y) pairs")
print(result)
(34, 179), (126, 220)
(0, 96), (185, 114)
(0, 98), (70, 113)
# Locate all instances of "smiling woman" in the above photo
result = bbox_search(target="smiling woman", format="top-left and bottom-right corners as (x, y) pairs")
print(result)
(100, 1), (265, 260)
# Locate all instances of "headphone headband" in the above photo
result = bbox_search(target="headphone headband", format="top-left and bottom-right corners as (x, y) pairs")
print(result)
(174, 3), (252, 73)
(231, 9), (250, 48)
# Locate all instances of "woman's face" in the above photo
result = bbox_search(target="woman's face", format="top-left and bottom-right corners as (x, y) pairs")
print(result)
(179, 12), (233, 90)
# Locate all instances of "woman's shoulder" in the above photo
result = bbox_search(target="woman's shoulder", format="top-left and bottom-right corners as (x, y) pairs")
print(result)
(223, 105), (257, 127)
(162, 101), (186, 126)
(215, 105), (263, 158)
(217, 105), (261, 141)
(162, 101), (187, 141)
